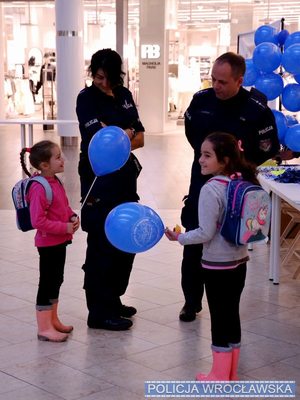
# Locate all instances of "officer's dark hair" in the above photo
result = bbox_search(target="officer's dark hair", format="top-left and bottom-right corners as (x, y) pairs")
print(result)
(89, 48), (125, 87)
(214, 52), (246, 79)
(20, 140), (58, 177)
(204, 132), (259, 185)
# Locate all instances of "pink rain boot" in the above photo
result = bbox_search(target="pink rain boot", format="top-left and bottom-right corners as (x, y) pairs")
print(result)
(230, 347), (240, 380)
(196, 350), (232, 381)
(36, 310), (68, 342)
(52, 302), (73, 333)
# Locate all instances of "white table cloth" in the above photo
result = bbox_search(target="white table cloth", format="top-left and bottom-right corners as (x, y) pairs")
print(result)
(258, 171), (300, 283)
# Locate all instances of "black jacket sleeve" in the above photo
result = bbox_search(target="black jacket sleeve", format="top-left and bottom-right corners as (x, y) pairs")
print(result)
(184, 91), (210, 152)
(76, 89), (103, 151)
(242, 97), (280, 166)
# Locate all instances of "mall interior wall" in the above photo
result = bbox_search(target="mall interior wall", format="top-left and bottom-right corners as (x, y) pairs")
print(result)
(138, 0), (168, 133)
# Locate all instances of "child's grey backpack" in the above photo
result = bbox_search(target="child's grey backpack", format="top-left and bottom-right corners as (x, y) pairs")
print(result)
(12, 175), (53, 232)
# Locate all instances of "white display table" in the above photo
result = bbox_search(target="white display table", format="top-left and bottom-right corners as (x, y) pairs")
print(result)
(258, 172), (300, 284)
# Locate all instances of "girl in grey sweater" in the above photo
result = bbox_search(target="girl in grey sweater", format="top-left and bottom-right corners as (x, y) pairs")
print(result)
(165, 131), (259, 381)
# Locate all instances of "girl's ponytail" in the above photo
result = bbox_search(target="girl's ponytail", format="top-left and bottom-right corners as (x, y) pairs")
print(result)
(238, 159), (259, 185)
(205, 131), (259, 185)
(20, 148), (32, 177)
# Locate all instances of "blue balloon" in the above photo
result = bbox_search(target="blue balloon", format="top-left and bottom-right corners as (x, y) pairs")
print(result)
(105, 203), (164, 253)
(254, 73), (283, 100)
(243, 59), (258, 87)
(277, 29), (289, 46)
(272, 109), (288, 145)
(294, 74), (300, 84)
(285, 124), (300, 152)
(88, 126), (131, 176)
(254, 25), (277, 46)
(282, 44), (300, 75)
(282, 84), (300, 112)
(286, 115), (298, 126)
(284, 31), (300, 49)
(253, 42), (282, 73)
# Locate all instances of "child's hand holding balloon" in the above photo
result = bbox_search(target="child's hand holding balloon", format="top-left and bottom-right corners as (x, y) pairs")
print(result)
(164, 224), (182, 241)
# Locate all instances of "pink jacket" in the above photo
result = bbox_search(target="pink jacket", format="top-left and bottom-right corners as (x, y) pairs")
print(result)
(27, 176), (75, 247)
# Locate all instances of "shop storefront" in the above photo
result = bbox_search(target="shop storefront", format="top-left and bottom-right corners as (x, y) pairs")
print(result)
(1, 0), (300, 133)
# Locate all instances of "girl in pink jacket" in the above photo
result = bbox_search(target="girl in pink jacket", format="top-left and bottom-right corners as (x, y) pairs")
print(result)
(20, 140), (79, 342)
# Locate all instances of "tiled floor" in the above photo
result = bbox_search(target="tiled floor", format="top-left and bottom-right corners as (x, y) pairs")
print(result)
(0, 122), (300, 399)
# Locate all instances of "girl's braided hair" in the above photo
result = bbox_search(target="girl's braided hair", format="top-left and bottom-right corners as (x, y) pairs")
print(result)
(20, 148), (31, 177)
(20, 140), (57, 177)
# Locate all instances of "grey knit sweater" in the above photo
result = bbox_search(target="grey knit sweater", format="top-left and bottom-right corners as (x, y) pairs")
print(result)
(178, 177), (249, 269)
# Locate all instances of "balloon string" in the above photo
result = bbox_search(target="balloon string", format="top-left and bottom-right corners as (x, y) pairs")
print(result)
(80, 176), (98, 210)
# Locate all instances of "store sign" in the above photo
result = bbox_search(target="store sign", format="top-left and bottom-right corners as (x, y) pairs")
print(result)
(141, 44), (160, 59)
(141, 44), (161, 70)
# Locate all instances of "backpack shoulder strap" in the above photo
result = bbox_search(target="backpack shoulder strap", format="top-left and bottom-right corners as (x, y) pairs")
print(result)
(26, 176), (53, 204)
(208, 175), (231, 185)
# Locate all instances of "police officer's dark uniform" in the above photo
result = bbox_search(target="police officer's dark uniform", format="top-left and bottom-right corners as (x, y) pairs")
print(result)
(180, 86), (280, 320)
(76, 83), (144, 330)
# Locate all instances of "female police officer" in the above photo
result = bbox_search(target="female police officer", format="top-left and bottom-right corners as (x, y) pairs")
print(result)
(76, 49), (145, 330)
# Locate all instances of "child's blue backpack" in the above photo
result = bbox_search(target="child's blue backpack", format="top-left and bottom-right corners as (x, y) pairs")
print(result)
(12, 175), (53, 232)
(211, 176), (271, 245)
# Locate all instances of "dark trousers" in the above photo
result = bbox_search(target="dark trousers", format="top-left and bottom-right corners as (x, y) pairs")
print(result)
(181, 243), (204, 310)
(83, 228), (135, 321)
(36, 242), (68, 309)
(180, 195), (205, 310)
(203, 262), (247, 348)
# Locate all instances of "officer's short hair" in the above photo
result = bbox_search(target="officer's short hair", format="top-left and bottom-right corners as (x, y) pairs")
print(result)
(214, 52), (246, 79)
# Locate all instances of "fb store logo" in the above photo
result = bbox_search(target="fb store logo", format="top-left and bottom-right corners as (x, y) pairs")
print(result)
(141, 44), (161, 59)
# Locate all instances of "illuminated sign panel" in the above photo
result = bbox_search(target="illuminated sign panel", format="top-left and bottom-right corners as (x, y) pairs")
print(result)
(141, 44), (160, 59)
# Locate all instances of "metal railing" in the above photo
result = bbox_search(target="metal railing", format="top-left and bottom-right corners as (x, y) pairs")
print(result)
(0, 119), (78, 148)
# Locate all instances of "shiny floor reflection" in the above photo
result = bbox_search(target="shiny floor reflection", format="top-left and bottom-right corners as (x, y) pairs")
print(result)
(0, 123), (299, 399)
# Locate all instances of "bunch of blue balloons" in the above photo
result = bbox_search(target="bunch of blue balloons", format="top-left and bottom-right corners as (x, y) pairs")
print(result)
(88, 126), (165, 252)
(243, 25), (300, 151)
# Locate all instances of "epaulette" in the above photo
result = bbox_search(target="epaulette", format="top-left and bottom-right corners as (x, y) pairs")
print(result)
(249, 87), (268, 109)
(79, 87), (88, 95)
(195, 88), (211, 97)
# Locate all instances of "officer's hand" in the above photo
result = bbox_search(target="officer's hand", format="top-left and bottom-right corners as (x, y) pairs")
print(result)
(278, 149), (295, 161)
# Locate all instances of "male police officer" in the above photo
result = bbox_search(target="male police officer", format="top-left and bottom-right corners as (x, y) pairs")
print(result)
(180, 52), (280, 322)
